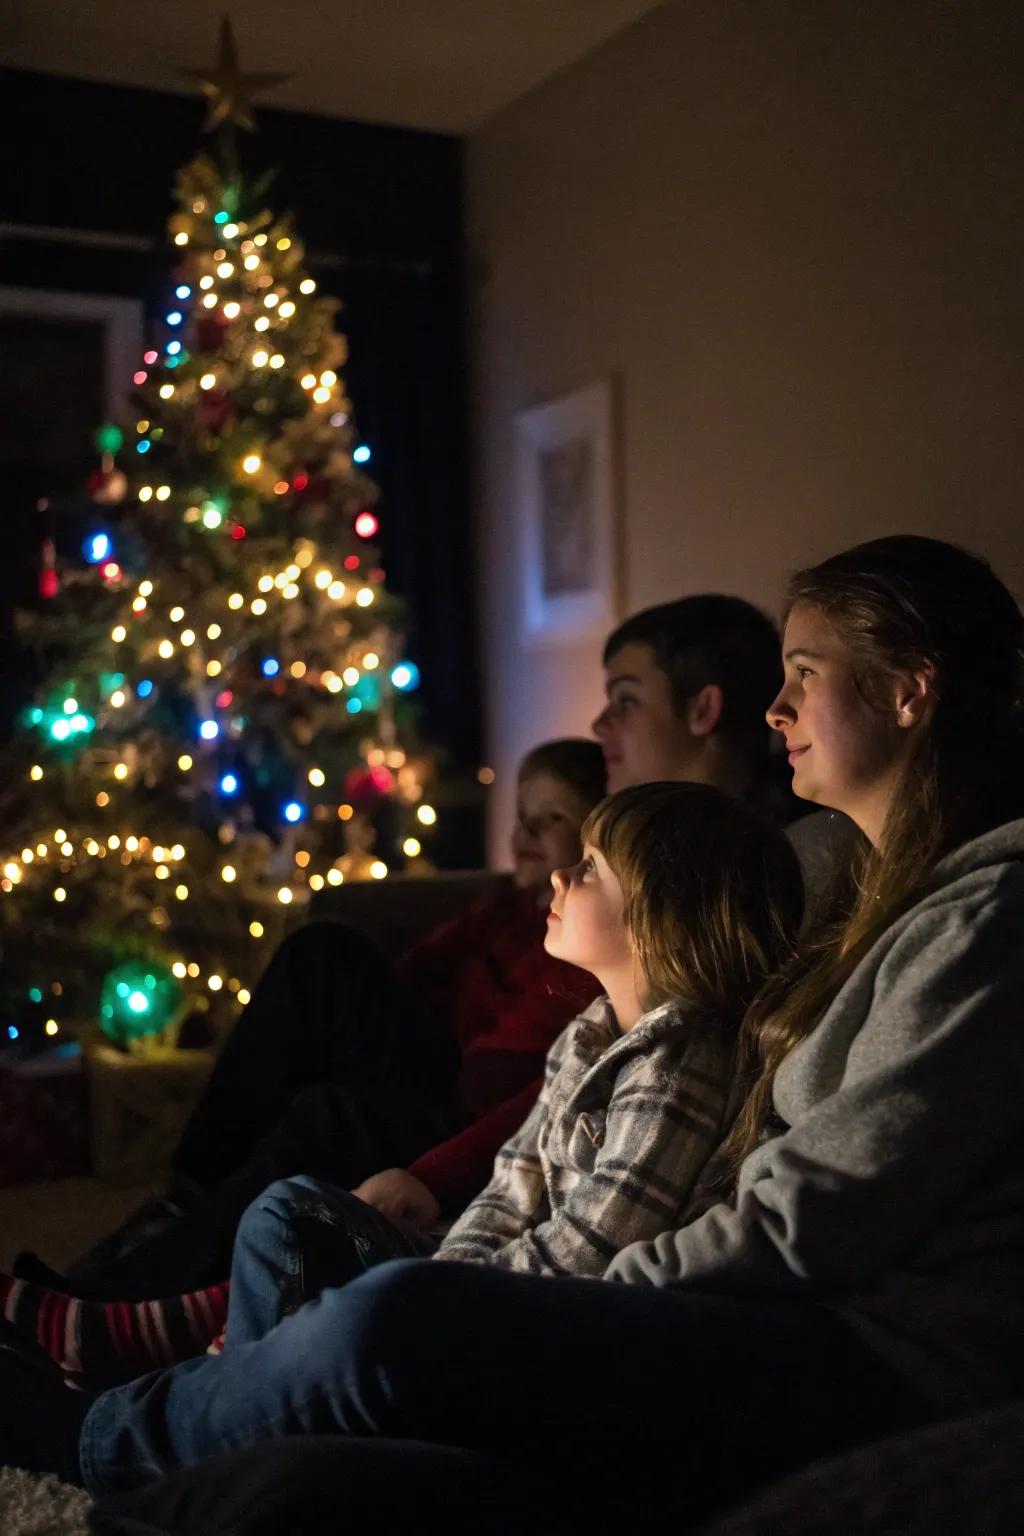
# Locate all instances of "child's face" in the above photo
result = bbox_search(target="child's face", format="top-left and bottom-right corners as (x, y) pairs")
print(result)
(544, 844), (632, 978)
(592, 642), (697, 792)
(510, 771), (588, 891)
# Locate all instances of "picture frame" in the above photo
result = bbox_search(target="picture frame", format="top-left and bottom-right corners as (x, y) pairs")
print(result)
(515, 377), (618, 644)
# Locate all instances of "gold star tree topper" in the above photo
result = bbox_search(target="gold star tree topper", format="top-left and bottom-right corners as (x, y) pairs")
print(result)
(180, 16), (291, 132)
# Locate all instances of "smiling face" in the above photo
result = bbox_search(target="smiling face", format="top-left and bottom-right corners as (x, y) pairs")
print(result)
(767, 603), (918, 842)
(510, 771), (590, 892)
(592, 643), (699, 793)
(543, 843), (632, 983)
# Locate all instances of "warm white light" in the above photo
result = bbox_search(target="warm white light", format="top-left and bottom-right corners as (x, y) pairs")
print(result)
(312, 387), (331, 404)
(249, 920), (264, 938)
(403, 838), (422, 858)
(370, 861), (388, 880)
(282, 583), (299, 600)
(228, 592), (244, 609)
(217, 262), (234, 278)
(207, 659), (222, 677)
(237, 988), (251, 1006)
(300, 373), (317, 390)
(363, 653), (380, 670)
(278, 301), (295, 319)
(29, 765), (44, 781)
(208, 974), (224, 991)
(181, 629), (195, 646)
(308, 767), (326, 787)
(417, 805), (438, 826)
(178, 754), (193, 771)
(309, 873), (325, 891)
(172, 961), (187, 978)
(343, 667), (360, 686)
(300, 279), (316, 294)
(113, 763), (128, 781)
(277, 887), (293, 904)
(290, 660), (307, 678)
(327, 581), (346, 601)
(244, 254), (260, 270)
(156, 485), (171, 501)
(327, 868), (344, 886)
(159, 384), (174, 399)
(223, 301), (240, 320)
(175, 884), (189, 900)
(45, 1019), (59, 1036)
(200, 373), (217, 390)
(356, 588), (374, 607)
(221, 865), (236, 882)
(207, 623), (222, 639)
(269, 354), (285, 369)
(254, 315), (270, 332)
(264, 294), (279, 309)
(199, 275), (214, 290)
(158, 640), (174, 659)
(314, 569), (332, 589)
(251, 598), (268, 616)
(258, 575), (274, 592)
(111, 625), (127, 642)
(252, 350), (269, 367)
(202, 294), (218, 309)
(53, 887), (67, 902)
(174, 231), (188, 246)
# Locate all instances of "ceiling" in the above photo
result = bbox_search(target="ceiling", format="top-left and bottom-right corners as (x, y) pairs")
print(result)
(3, 0), (666, 134)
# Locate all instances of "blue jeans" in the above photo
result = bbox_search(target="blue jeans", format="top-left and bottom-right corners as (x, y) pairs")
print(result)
(225, 1175), (436, 1347)
(79, 1258), (929, 1511)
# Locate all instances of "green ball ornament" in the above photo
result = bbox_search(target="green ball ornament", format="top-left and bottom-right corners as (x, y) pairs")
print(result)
(94, 424), (124, 456)
(99, 960), (181, 1045)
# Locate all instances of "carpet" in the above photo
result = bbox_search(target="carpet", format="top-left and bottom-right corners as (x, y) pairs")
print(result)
(0, 1467), (92, 1535)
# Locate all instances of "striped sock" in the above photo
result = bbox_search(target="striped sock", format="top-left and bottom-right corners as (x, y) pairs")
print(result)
(0, 1270), (230, 1388)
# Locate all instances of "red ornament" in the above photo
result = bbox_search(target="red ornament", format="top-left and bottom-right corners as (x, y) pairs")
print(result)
(39, 537), (58, 599)
(343, 767), (390, 811)
(195, 315), (228, 352)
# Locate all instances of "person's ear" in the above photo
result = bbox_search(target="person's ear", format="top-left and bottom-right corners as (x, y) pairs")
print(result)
(893, 665), (935, 729)
(686, 683), (725, 738)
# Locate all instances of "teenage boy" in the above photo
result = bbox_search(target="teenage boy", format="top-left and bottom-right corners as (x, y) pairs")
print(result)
(592, 595), (843, 902)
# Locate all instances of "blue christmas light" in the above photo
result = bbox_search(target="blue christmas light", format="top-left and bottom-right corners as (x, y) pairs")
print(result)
(69, 713), (92, 734)
(166, 312), (183, 326)
(137, 679), (154, 699)
(175, 285), (191, 300)
(261, 658), (280, 678)
(7, 1026), (18, 1041)
(127, 990), (149, 1014)
(137, 439), (151, 454)
(199, 720), (219, 741)
(84, 531), (112, 564)
(167, 356), (180, 369)
(29, 707), (43, 725)
(283, 801), (305, 824)
(353, 445), (371, 464)
(166, 339), (182, 356)
(50, 719), (71, 741)
(346, 698), (363, 714)
(214, 210), (230, 225)
(28, 988), (42, 1004)
(390, 661), (421, 692)
(219, 772), (239, 796)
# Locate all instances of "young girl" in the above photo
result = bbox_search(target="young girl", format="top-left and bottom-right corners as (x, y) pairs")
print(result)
(0, 779), (802, 1481)
(61, 534), (1024, 1531)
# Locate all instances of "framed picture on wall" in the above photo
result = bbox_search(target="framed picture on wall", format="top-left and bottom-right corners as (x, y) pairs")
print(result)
(515, 377), (618, 644)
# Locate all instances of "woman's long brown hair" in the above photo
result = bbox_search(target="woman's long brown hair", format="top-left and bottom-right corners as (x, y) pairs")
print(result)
(719, 535), (1024, 1175)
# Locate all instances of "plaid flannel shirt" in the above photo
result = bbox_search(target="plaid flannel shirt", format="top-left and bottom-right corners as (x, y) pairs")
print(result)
(435, 995), (733, 1278)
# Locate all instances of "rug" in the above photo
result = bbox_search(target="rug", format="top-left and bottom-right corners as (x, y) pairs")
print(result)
(0, 1467), (92, 1535)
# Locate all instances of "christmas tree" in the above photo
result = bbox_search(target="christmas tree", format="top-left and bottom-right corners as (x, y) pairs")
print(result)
(0, 31), (437, 1055)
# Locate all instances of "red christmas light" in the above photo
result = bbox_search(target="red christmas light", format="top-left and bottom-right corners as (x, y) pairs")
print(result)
(101, 561), (122, 584)
(230, 524), (247, 540)
(143, 350), (158, 365)
(292, 473), (309, 492)
(215, 690), (234, 709)
(133, 370), (148, 386)
(343, 555), (360, 571)
(354, 511), (379, 539)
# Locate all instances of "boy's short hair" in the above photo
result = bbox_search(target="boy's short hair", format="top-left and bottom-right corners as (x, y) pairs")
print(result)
(603, 596), (781, 769)
(517, 739), (607, 811)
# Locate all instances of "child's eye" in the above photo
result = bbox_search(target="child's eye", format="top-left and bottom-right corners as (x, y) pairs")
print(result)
(796, 665), (815, 680)
(575, 856), (595, 880)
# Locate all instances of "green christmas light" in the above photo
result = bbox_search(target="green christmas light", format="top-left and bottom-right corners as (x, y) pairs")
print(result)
(94, 424), (124, 456)
(99, 961), (181, 1045)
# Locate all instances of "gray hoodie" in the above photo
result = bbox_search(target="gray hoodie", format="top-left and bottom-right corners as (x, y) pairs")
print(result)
(606, 816), (1024, 1414)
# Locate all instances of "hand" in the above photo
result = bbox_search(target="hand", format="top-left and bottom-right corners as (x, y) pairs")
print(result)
(351, 1168), (441, 1229)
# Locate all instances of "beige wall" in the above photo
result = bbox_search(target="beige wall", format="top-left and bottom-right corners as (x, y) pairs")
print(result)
(468, 0), (1023, 861)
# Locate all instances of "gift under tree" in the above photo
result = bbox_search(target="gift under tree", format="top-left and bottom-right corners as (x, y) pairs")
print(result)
(0, 31), (438, 1057)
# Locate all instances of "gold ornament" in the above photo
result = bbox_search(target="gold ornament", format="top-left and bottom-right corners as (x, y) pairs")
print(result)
(180, 17), (290, 133)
